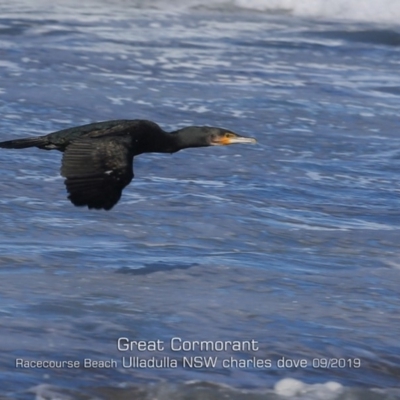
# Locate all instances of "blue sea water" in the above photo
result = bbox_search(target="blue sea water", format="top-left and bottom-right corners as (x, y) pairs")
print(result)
(1, 0), (400, 399)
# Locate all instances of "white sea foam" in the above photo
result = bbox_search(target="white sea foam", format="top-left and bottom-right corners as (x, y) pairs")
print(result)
(153, 0), (400, 24)
(274, 378), (343, 399)
(231, 0), (400, 24)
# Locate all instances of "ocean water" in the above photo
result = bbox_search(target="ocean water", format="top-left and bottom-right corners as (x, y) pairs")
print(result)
(1, 0), (400, 399)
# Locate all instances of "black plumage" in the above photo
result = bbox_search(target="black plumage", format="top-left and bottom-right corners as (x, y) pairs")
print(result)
(0, 119), (256, 210)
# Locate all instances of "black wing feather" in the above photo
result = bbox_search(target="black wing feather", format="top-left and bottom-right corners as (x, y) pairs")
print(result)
(61, 137), (134, 210)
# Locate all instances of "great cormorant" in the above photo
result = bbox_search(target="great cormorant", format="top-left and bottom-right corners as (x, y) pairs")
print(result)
(0, 119), (256, 210)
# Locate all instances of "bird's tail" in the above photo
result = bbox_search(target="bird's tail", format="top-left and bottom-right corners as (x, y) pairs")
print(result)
(0, 137), (47, 149)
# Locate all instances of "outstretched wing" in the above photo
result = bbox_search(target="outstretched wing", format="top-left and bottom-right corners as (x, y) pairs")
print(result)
(61, 137), (134, 210)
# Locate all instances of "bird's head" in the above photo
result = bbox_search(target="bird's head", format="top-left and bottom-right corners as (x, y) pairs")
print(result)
(207, 127), (257, 146)
(174, 126), (256, 149)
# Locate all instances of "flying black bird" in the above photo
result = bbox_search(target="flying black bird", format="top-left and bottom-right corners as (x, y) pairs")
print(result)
(0, 119), (256, 210)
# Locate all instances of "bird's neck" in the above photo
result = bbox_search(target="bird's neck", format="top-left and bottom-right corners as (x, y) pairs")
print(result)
(133, 130), (182, 155)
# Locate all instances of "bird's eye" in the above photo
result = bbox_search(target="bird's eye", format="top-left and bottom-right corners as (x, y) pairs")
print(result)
(225, 132), (236, 138)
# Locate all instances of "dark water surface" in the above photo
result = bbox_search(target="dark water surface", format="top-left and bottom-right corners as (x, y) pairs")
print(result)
(1, 1), (400, 399)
